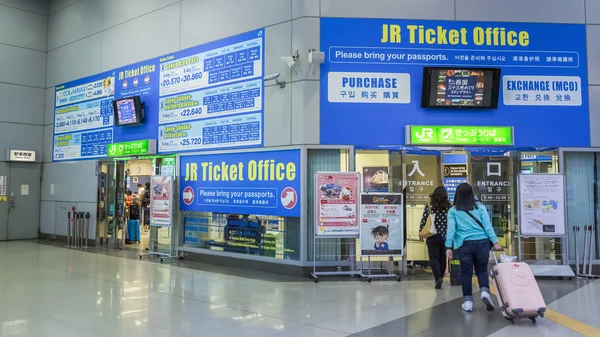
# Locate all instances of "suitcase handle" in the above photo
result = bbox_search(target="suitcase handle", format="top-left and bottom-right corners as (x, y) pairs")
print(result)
(491, 247), (505, 265)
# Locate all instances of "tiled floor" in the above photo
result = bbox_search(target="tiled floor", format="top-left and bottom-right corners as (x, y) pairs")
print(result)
(0, 241), (596, 337)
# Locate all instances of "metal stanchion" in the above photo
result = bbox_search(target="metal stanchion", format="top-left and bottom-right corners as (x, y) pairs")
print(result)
(582, 226), (589, 276)
(84, 212), (90, 248)
(588, 225), (596, 276)
(574, 226), (580, 277)
(73, 212), (79, 249)
(66, 212), (71, 248)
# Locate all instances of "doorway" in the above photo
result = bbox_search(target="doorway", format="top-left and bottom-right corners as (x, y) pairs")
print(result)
(0, 162), (41, 240)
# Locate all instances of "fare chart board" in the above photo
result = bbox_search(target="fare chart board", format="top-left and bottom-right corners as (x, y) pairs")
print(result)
(53, 29), (265, 161)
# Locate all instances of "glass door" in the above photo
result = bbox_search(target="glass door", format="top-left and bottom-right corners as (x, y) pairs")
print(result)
(96, 161), (115, 245)
(112, 160), (127, 249)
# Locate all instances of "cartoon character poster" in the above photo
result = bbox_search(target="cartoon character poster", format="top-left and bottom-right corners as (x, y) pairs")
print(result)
(315, 172), (360, 236)
(150, 175), (173, 227)
(359, 193), (404, 256)
(362, 166), (389, 192)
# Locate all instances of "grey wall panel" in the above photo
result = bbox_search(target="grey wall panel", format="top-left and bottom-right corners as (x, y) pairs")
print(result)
(0, 83), (45, 125)
(49, 0), (79, 15)
(0, 0), (48, 15)
(291, 81), (319, 145)
(587, 0), (600, 24)
(53, 201), (77, 236)
(40, 200), (56, 235)
(180, 0), (292, 49)
(264, 85), (292, 147)
(456, 0), (585, 23)
(43, 125), (53, 163)
(44, 87), (54, 125)
(0, 5), (47, 51)
(0, 123), (43, 158)
(589, 86), (600, 147)
(587, 25), (600, 86)
(265, 23), (292, 87)
(321, 0), (454, 20)
(292, 18), (320, 81)
(48, 0), (102, 50)
(101, 3), (181, 71)
(41, 161), (97, 203)
(292, 0), (319, 18)
(46, 33), (101, 87)
(0, 44), (46, 88)
(102, 0), (180, 29)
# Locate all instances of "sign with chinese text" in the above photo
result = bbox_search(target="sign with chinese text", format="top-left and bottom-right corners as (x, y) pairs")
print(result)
(472, 156), (511, 202)
(407, 126), (513, 146)
(320, 18), (588, 147)
(7, 150), (36, 162)
(150, 175), (173, 227)
(315, 172), (360, 237)
(405, 155), (438, 202)
(107, 140), (156, 157)
(518, 174), (565, 236)
(359, 193), (403, 256)
(179, 149), (300, 217)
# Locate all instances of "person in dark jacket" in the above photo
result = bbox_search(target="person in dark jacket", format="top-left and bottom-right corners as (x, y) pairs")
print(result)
(419, 186), (451, 289)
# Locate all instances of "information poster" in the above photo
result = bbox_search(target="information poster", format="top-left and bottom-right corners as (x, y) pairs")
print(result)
(0, 175), (6, 202)
(518, 174), (566, 236)
(150, 175), (173, 227)
(360, 193), (403, 256)
(315, 172), (360, 236)
(443, 153), (468, 202)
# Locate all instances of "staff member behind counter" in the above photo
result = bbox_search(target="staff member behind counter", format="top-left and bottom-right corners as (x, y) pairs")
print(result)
(223, 214), (264, 253)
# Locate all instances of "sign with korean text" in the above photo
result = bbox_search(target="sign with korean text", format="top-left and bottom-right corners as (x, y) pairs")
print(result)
(315, 172), (360, 237)
(472, 156), (511, 202)
(320, 19), (588, 147)
(150, 175), (173, 227)
(180, 149), (300, 217)
(359, 193), (403, 256)
(107, 140), (156, 157)
(405, 155), (438, 202)
(7, 150), (36, 162)
(518, 174), (566, 236)
(407, 126), (513, 146)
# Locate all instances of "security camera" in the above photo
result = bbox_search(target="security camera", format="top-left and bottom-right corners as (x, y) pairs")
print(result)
(264, 73), (286, 88)
(281, 56), (296, 68)
(308, 51), (325, 64)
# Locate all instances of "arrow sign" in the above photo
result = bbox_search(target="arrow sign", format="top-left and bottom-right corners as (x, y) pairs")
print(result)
(281, 187), (297, 209)
(183, 186), (194, 205)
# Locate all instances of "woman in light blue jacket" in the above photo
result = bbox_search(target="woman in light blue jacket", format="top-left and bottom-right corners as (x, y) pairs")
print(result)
(445, 183), (502, 313)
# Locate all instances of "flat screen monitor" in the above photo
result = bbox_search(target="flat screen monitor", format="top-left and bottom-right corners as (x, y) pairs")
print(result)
(113, 96), (144, 126)
(421, 67), (501, 109)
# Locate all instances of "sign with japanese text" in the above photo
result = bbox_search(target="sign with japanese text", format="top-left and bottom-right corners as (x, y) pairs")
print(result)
(107, 140), (156, 157)
(7, 150), (36, 162)
(443, 153), (468, 202)
(518, 174), (566, 236)
(359, 193), (403, 256)
(315, 172), (360, 237)
(150, 175), (173, 227)
(405, 155), (438, 202)
(407, 126), (513, 146)
(320, 18), (588, 147)
(471, 156), (511, 202)
(180, 149), (300, 217)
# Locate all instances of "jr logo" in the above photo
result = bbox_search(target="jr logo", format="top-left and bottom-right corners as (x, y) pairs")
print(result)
(416, 128), (434, 141)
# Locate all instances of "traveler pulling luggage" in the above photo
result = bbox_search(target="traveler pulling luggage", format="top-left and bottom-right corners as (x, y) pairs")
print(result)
(127, 199), (141, 244)
(490, 249), (546, 324)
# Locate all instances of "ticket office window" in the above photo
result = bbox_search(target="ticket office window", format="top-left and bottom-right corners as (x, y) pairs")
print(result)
(518, 151), (561, 261)
(183, 212), (300, 261)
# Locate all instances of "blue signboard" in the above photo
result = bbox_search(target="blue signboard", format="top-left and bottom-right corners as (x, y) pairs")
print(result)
(179, 149), (301, 217)
(320, 19), (589, 147)
(53, 29), (264, 161)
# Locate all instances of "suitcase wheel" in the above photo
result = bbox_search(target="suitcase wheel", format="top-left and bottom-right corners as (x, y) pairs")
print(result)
(530, 318), (536, 324)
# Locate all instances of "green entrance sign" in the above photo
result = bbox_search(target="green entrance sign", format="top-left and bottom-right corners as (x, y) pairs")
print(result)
(107, 140), (156, 157)
(407, 126), (513, 146)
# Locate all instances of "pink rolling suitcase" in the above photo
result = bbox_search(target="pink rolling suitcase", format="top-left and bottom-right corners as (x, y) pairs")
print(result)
(490, 251), (546, 324)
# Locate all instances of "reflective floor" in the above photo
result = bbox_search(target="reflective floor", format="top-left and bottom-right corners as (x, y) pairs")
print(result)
(0, 241), (597, 337)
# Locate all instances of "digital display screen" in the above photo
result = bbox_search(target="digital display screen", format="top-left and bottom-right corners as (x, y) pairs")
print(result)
(423, 68), (500, 108)
(115, 98), (138, 125)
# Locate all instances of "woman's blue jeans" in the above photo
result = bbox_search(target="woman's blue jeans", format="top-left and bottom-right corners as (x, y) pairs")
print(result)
(458, 239), (491, 301)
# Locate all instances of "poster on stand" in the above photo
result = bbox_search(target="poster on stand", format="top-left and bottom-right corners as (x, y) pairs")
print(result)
(518, 174), (566, 236)
(315, 172), (360, 237)
(150, 175), (173, 227)
(359, 193), (403, 256)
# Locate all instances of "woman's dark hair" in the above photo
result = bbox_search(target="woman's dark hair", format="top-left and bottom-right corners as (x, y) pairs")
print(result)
(453, 183), (478, 211)
(430, 186), (451, 212)
(126, 190), (132, 196)
(145, 182), (150, 188)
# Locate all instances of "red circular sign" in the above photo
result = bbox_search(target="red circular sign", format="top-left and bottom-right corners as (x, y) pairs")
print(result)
(133, 78), (139, 87)
(122, 80), (128, 89)
(183, 186), (194, 205)
(144, 75), (150, 85)
(281, 187), (297, 209)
